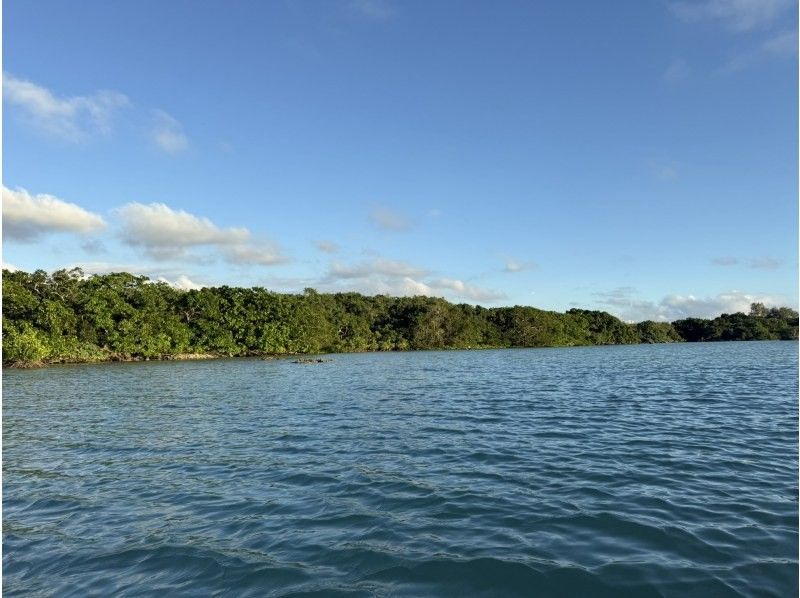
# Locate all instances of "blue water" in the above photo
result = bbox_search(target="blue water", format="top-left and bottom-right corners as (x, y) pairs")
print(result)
(3, 341), (798, 596)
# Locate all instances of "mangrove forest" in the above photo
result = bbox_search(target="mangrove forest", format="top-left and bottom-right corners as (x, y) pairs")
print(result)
(2, 268), (797, 366)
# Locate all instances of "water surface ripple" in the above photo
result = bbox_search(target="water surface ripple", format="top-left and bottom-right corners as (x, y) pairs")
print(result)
(3, 342), (798, 596)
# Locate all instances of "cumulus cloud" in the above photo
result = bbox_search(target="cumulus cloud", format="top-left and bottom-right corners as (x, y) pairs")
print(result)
(658, 291), (788, 319)
(504, 259), (538, 273)
(369, 205), (412, 232)
(158, 274), (204, 290)
(670, 0), (793, 31)
(3, 73), (129, 141)
(116, 202), (287, 265)
(428, 278), (507, 302)
(3, 186), (106, 241)
(594, 286), (789, 322)
(315, 263), (428, 296)
(319, 257), (505, 303)
(2, 262), (19, 272)
(343, 276), (434, 297)
(65, 261), (206, 289)
(117, 202), (247, 259)
(263, 263), (437, 298)
(151, 109), (189, 153)
(65, 261), (172, 277)
(314, 240), (340, 253)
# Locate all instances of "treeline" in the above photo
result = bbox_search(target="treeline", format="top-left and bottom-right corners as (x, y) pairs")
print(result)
(2, 269), (797, 366)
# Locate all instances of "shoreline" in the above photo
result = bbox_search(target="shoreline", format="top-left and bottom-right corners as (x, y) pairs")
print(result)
(3, 347), (493, 369)
(3, 351), (277, 369)
(4, 338), (791, 370)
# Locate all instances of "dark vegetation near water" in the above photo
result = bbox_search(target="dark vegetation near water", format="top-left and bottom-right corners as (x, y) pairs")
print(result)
(2, 268), (797, 366)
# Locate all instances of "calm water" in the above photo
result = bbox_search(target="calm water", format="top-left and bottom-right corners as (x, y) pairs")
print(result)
(3, 342), (798, 597)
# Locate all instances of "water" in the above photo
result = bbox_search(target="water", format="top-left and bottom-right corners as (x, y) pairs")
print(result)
(3, 341), (798, 597)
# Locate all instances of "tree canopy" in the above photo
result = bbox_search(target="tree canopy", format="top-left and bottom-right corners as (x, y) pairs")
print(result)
(2, 269), (797, 366)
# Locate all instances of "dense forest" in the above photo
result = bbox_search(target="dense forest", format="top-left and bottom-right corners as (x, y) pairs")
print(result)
(2, 268), (797, 366)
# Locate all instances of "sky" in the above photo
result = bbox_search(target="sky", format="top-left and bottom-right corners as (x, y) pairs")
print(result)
(2, 0), (798, 322)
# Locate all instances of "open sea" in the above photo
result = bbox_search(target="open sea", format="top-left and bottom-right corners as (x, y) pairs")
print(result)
(3, 341), (798, 596)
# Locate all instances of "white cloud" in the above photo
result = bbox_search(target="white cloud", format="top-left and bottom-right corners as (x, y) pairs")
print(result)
(3, 74), (193, 152)
(329, 258), (426, 279)
(64, 261), (206, 289)
(594, 286), (790, 321)
(116, 202), (286, 265)
(319, 257), (504, 303)
(2, 186), (106, 241)
(340, 276), (433, 297)
(659, 291), (788, 319)
(2, 262), (19, 272)
(315, 265), (432, 297)
(670, 0), (793, 31)
(158, 274), (204, 290)
(662, 59), (691, 83)
(369, 205), (412, 232)
(399, 277), (435, 296)
(224, 243), (288, 266)
(428, 278), (507, 302)
(3, 73), (129, 141)
(314, 240), (340, 253)
(505, 259), (538, 273)
(65, 261), (170, 277)
(151, 109), (189, 153)
(322, 259), (427, 295)
(117, 202), (248, 259)
(721, 29), (798, 72)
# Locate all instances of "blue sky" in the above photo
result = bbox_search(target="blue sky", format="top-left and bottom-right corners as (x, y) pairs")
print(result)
(2, 0), (797, 321)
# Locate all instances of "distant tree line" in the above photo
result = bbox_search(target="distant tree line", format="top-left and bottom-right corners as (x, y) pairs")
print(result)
(2, 269), (797, 366)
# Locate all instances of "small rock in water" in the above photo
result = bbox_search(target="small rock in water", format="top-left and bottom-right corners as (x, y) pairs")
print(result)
(292, 358), (332, 364)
